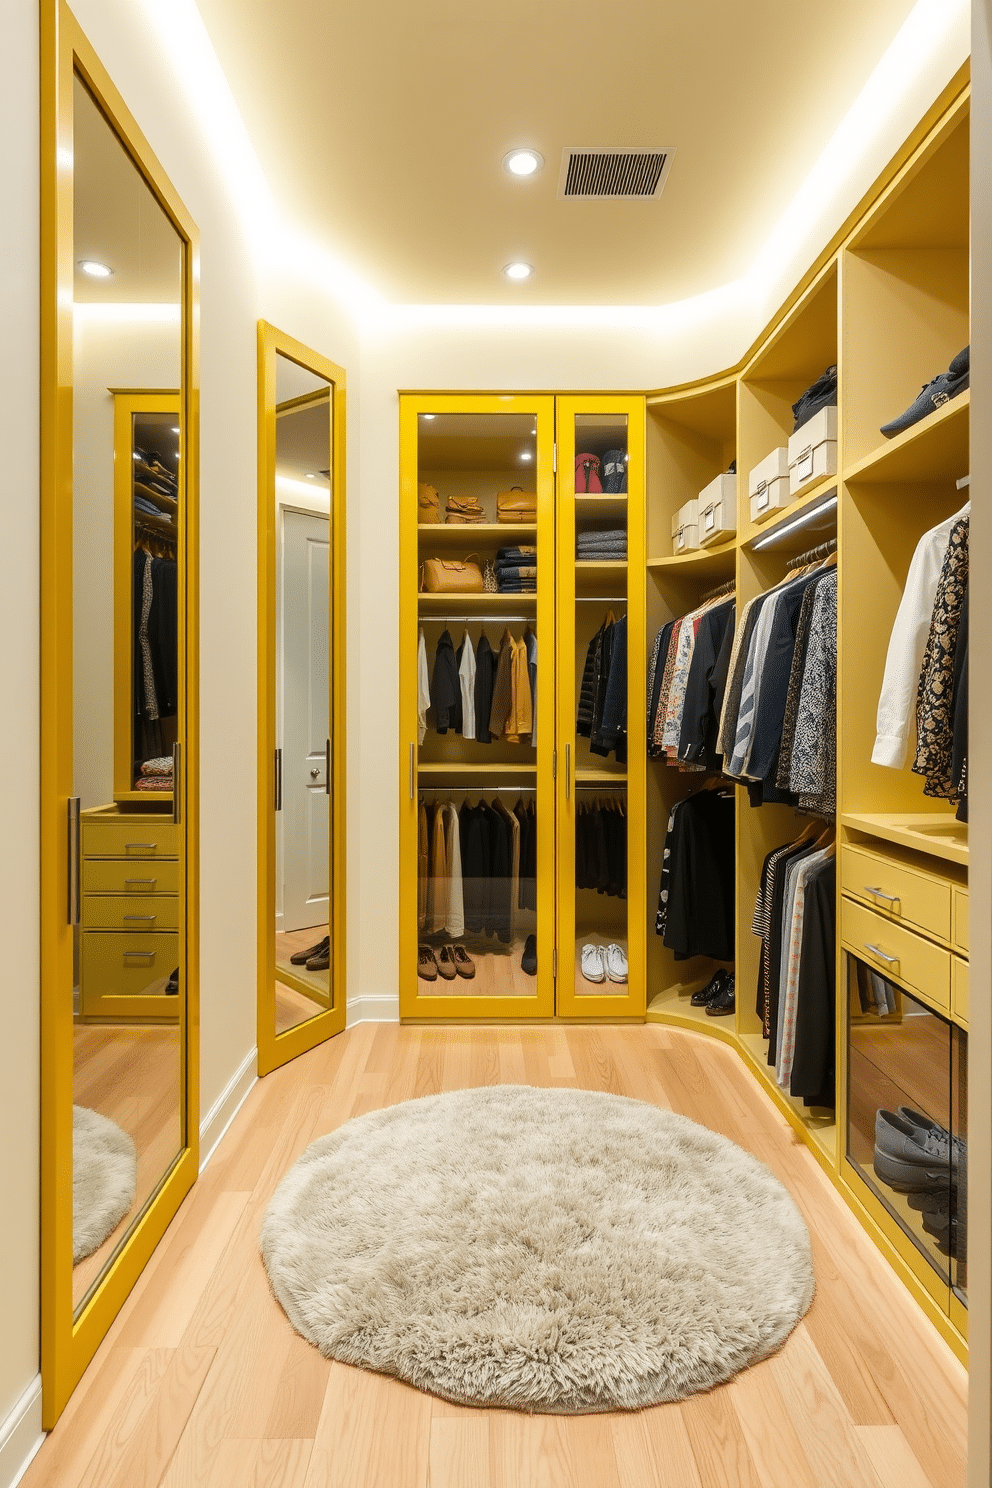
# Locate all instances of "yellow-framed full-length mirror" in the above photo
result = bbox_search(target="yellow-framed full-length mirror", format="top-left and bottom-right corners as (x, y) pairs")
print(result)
(257, 323), (347, 1074)
(40, 1), (200, 1426)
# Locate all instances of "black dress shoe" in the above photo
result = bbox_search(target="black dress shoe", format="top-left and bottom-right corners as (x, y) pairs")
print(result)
(691, 970), (728, 1006)
(165, 967), (179, 995)
(521, 934), (537, 975)
(291, 935), (329, 966)
(706, 975), (736, 1016)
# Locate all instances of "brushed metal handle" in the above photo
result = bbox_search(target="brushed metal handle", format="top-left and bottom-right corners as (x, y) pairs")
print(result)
(864, 943), (899, 965)
(565, 743), (571, 801)
(409, 742), (415, 801)
(123, 950), (156, 962)
(125, 878), (156, 887)
(172, 742), (182, 826)
(126, 843), (158, 852)
(275, 747), (283, 811)
(124, 914), (157, 922)
(68, 797), (81, 926)
(325, 738), (331, 797)
(865, 885), (900, 905)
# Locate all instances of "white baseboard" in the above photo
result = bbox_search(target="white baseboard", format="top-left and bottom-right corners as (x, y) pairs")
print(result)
(199, 1048), (258, 1173)
(0, 1376), (43, 1488)
(347, 992), (399, 1024)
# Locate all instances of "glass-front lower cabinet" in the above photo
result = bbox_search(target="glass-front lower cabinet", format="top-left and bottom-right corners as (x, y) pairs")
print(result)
(398, 393), (645, 1020)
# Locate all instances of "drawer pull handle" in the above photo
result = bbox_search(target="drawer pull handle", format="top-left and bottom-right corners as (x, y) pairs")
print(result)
(123, 914), (157, 922)
(865, 885), (900, 906)
(125, 878), (156, 887)
(123, 950), (156, 961)
(865, 943), (899, 966)
(126, 843), (158, 852)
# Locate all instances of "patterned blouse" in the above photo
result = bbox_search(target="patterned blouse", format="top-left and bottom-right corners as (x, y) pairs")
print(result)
(913, 515), (969, 799)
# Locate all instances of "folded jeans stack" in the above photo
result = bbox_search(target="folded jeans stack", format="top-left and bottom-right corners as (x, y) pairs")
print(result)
(445, 495), (486, 524)
(577, 528), (627, 562)
(495, 545), (536, 593)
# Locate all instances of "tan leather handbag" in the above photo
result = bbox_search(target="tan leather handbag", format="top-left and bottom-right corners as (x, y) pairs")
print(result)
(419, 555), (484, 593)
(497, 487), (537, 522)
(418, 483), (440, 524)
(445, 496), (485, 524)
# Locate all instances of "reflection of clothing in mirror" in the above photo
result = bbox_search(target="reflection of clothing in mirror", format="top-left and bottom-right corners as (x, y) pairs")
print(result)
(133, 548), (178, 770)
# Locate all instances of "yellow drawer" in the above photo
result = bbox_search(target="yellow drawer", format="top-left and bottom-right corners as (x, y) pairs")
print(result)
(80, 931), (179, 999)
(841, 845), (951, 944)
(953, 887), (969, 955)
(82, 817), (178, 860)
(952, 956), (969, 1026)
(82, 859), (179, 895)
(841, 896), (950, 1013)
(81, 895), (178, 931)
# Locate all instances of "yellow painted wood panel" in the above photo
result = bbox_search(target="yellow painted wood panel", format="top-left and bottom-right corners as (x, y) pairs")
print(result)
(841, 897), (950, 1014)
(82, 895), (179, 931)
(841, 845), (952, 943)
(80, 931), (180, 1000)
(82, 860), (179, 895)
(952, 887), (969, 954)
(951, 956), (969, 1027)
(81, 817), (179, 860)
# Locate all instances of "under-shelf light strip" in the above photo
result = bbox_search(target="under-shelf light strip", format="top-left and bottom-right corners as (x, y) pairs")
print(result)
(752, 496), (838, 551)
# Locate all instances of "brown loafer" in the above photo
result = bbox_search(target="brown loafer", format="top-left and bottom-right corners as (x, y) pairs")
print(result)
(291, 935), (328, 966)
(436, 945), (458, 980)
(306, 947), (330, 971)
(451, 945), (475, 979)
(418, 945), (438, 981)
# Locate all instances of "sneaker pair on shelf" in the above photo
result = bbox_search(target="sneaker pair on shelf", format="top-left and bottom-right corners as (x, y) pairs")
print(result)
(418, 944), (475, 982)
(580, 943), (627, 984)
(880, 346), (969, 437)
(872, 1106), (966, 1192)
(689, 969), (735, 1016)
(290, 934), (329, 971)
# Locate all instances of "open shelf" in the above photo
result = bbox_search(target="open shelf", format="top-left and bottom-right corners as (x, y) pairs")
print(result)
(645, 982), (740, 1045)
(418, 593), (536, 614)
(843, 392), (969, 484)
(574, 496), (627, 524)
(418, 762), (535, 777)
(647, 542), (737, 577)
(576, 768), (626, 784)
(746, 478), (838, 550)
(417, 523), (536, 545)
(841, 812), (968, 867)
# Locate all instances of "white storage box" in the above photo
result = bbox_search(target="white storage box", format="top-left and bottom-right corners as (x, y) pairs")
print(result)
(671, 499), (700, 555)
(748, 447), (791, 523)
(788, 405), (837, 494)
(697, 473), (737, 547)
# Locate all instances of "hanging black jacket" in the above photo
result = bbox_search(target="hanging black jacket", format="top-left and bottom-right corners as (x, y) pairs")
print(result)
(473, 634), (497, 743)
(577, 622), (606, 738)
(430, 629), (461, 734)
(594, 616), (627, 762)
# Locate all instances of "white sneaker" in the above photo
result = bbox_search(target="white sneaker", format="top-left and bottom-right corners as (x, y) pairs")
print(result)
(581, 944), (606, 983)
(605, 943), (628, 983)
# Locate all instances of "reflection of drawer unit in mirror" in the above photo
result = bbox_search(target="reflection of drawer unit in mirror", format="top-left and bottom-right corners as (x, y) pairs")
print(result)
(80, 932), (180, 1015)
(841, 896), (950, 1014)
(82, 813), (179, 861)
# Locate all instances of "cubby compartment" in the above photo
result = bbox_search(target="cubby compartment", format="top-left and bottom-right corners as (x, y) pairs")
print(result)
(646, 378), (736, 564)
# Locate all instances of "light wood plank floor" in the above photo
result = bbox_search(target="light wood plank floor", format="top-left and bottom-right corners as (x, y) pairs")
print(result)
(25, 1024), (968, 1488)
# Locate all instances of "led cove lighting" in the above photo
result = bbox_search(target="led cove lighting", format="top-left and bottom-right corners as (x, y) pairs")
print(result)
(503, 149), (543, 177)
(503, 262), (533, 281)
(78, 259), (114, 278)
(751, 495), (838, 550)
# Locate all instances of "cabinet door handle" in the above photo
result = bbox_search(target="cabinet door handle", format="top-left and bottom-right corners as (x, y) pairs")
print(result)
(275, 747), (283, 811)
(172, 742), (182, 826)
(865, 885), (900, 905)
(125, 878), (156, 887)
(325, 738), (331, 797)
(409, 742), (415, 801)
(864, 943), (899, 966)
(565, 743), (571, 801)
(123, 950), (156, 962)
(124, 914), (157, 922)
(68, 797), (81, 926)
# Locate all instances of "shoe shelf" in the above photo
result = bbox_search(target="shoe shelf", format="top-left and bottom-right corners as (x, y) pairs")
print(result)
(645, 982), (740, 1047)
(841, 812), (968, 868)
(843, 392), (970, 485)
(417, 523), (537, 546)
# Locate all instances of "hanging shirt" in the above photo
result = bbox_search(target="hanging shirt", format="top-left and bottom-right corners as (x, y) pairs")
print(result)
(525, 628), (538, 747)
(417, 628), (430, 745)
(443, 802), (465, 937)
(456, 630), (477, 741)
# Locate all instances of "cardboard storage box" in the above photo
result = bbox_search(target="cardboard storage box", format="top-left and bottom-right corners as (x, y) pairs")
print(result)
(788, 405), (837, 494)
(671, 499), (700, 555)
(697, 473), (737, 546)
(748, 447), (791, 523)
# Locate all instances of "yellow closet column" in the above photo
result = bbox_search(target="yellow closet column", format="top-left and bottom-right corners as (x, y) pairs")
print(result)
(555, 397), (646, 1019)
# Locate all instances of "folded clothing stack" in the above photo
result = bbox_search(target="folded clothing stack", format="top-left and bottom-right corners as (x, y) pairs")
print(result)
(445, 496), (485, 524)
(576, 528), (627, 561)
(135, 755), (173, 791)
(495, 545), (536, 593)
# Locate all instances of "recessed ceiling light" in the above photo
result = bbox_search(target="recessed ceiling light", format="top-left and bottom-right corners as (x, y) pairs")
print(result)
(520, 451), (533, 462)
(421, 413), (436, 420)
(305, 472), (316, 479)
(77, 259), (114, 278)
(503, 262), (533, 281)
(503, 149), (543, 177)
(171, 426), (180, 434)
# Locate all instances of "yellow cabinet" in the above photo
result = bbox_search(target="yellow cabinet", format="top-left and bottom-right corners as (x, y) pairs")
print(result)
(81, 895), (179, 931)
(951, 956), (969, 1027)
(80, 931), (179, 1017)
(840, 844), (951, 943)
(952, 887), (969, 954)
(82, 813), (179, 860)
(841, 896), (950, 1013)
(82, 859), (179, 894)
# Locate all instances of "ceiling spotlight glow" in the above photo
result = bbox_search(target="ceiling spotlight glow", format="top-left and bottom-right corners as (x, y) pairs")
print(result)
(519, 451), (533, 462)
(503, 149), (544, 177)
(171, 426), (180, 434)
(503, 262), (533, 281)
(421, 413), (436, 420)
(77, 259), (114, 278)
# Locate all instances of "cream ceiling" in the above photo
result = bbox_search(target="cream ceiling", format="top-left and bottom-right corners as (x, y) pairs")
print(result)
(195, 0), (920, 305)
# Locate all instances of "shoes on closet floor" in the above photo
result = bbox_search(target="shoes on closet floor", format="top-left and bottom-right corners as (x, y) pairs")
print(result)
(521, 934), (537, 975)
(291, 934), (329, 966)
(705, 975), (735, 1016)
(436, 945), (458, 980)
(604, 943), (628, 983)
(580, 944), (606, 983)
(306, 947), (330, 971)
(451, 945), (475, 979)
(872, 1108), (952, 1190)
(418, 945), (438, 981)
(690, 969), (730, 1006)
(880, 346), (969, 437)
(892, 1105), (967, 1164)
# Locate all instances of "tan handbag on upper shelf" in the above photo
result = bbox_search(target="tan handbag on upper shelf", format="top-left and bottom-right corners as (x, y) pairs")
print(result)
(419, 555), (484, 593)
(418, 483), (440, 524)
(497, 487), (537, 522)
(445, 495), (486, 524)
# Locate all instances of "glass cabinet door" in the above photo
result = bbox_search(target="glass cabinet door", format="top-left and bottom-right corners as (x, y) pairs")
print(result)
(556, 398), (646, 1017)
(399, 397), (556, 1017)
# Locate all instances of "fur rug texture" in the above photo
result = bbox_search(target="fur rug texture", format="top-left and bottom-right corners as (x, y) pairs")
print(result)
(73, 1104), (138, 1264)
(261, 1085), (814, 1412)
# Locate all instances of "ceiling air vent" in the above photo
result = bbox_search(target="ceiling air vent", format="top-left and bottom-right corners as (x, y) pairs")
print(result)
(557, 147), (675, 200)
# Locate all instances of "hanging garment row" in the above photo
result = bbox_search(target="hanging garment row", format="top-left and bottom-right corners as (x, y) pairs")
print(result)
(752, 824), (837, 1108)
(647, 590), (736, 772)
(873, 502), (969, 820)
(132, 547), (177, 776)
(656, 785), (735, 965)
(418, 794), (537, 941)
(717, 554), (838, 813)
(577, 611), (627, 762)
(419, 626), (537, 745)
(575, 796), (627, 900)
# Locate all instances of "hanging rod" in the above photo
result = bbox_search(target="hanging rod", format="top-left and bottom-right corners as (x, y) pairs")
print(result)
(419, 614), (535, 624)
(575, 596), (628, 603)
(786, 536), (837, 571)
(419, 785), (538, 794)
(701, 579), (736, 603)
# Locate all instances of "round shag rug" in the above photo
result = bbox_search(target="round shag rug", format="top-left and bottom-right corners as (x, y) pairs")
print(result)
(260, 1085), (814, 1413)
(73, 1105), (138, 1264)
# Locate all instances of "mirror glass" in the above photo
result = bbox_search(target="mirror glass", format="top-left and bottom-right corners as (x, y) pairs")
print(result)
(71, 73), (185, 1312)
(272, 352), (335, 1034)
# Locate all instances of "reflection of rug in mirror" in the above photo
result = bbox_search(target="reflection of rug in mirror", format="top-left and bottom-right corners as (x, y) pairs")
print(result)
(261, 1085), (815, 1413)
(73, 1105), (138, 1264)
